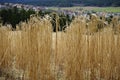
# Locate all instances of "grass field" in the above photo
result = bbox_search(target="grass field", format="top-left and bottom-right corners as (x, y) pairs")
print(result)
(48, 7), (120, 13)
(91, 7), (120, 13)
(0, 14), (120, 80)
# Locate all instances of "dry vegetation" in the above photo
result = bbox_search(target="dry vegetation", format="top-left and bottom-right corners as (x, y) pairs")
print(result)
(0, 14), (120, 80)
(58, 17), (120, 80)
(0, 16), (54, 80)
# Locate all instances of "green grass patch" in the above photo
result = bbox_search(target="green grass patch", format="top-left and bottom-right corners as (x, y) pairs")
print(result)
(91, 7), (120, 13)
(48, 7), (120, 13)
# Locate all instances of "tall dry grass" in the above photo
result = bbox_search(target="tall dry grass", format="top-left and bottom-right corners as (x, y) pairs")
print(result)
(0, 16), (54, 80)
(0, 15), (120, 80)
(57, 16), (120, 80)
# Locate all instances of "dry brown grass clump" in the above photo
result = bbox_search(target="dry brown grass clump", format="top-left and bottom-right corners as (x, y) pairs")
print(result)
(0, 15), (120, 80)
(0, 16), (54, 80)
(58, 17), (120, 80)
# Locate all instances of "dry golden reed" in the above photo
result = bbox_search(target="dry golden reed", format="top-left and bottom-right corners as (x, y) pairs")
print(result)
(58, 16), (120, 80)
(0, 15), (120, 80)
(0, 16), (54, 80)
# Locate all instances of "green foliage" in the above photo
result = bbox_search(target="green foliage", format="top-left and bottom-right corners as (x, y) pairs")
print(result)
(0, 7), (74, 31)
(0, 7), (35, 28)
(50, 13), (74, 32)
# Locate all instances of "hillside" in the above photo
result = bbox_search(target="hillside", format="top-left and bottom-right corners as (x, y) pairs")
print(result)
(0, 0), (120, 7)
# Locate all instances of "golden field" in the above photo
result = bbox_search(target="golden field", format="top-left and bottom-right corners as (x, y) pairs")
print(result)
(0, 15), (120, 80)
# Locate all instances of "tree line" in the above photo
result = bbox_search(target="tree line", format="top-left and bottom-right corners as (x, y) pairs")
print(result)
(0, 7), (35, 28)
(1, 0), (119, 7)
(0, 7), (74, 31)
(19, 0), (120, 7)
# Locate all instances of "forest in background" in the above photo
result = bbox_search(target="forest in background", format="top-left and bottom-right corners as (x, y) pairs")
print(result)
(0, 0), (120, 7)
